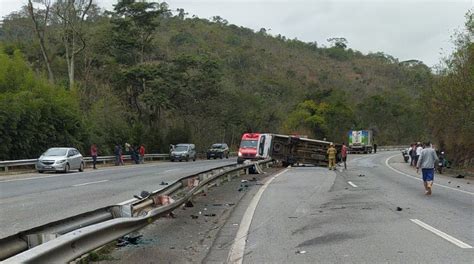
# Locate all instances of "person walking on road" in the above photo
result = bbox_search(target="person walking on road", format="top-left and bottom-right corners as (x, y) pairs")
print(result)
(90, 144), (98, 169)
(416, 141), (438, 195)
(341, 143), (348, 170)
(139, 144), (145, 164)
(327, 143), (337, 170)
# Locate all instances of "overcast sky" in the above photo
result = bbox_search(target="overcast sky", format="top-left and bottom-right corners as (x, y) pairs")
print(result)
(0, 0), (472, 67)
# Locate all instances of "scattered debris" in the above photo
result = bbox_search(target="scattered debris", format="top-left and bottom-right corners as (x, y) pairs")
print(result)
(204, 213), (216, 217)
(134, 190), (151, 200)
(116, 235), (143, 247)
(396, 207), (403, 211)
(233, 223), (239, 226)
(213, 203), (223, 206)
(448, 181), (451, 184)
(191, 215), (199, 219)
(288, 216), (298, 219)
(295, 250), (307, 254)
(160, 181), (169, 185)
(241, 180), (248, 183)
(457, 186), (460, 188)
(250, 177), (258, 181)
(358, 174), (365, 177)
(456, 174), (465, 178)
(185, 201), (194, 207)
(227, 203), (235, 206)
(467, 182), (470, 184)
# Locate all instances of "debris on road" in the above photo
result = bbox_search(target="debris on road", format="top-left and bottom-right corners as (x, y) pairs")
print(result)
(191, 215), (199, 219)
(204, 213), (216, 217)
(160, 181), (169, 185)
(295, 250), (307, 254)
(456, 174), (465, 178)
(457, 186), (460, 188)
(185, 201), (194, 207)
(396, 207), (403, 211)
(358, 174), (365, 177)
(116, 234), (143, 247)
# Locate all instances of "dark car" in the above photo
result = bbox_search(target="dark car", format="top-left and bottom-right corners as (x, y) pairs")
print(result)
(207, 143), (229, 159)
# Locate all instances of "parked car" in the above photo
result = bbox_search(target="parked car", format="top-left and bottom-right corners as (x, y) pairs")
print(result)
(36, 147), (84, 173)
(170, 144), (196, 162)
(207, 143), (229, 159)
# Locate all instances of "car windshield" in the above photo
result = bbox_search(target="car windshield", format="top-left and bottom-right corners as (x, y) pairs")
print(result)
(175, 146), (188, 151)
(212, 144), (223, 149)
(240, 140), (257, 148)
(43, 148), (67, 156)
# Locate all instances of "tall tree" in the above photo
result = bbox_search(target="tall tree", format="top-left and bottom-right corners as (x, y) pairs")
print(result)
(53, 0), (93, 89)
(27, 0), (55, 83)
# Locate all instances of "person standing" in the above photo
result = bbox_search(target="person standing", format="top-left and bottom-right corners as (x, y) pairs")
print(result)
(327, 143), (337, 170)
(373, 143), (377, 153)
(139, 144), (145, 164)
(90, 144), (98, 169)
(341, 143), (348, 170)
(114, 144), (121, 166)
(416, 141), (438, 195)
(414, 142), (423, 167)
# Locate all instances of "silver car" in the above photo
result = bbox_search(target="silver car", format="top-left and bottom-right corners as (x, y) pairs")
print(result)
(170, 144), (196, 162)
(36, 148), (85, 173)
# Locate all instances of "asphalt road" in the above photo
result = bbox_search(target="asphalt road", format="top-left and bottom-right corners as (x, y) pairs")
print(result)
(0, 158), (237, 238)
(234, 152), (474, 263)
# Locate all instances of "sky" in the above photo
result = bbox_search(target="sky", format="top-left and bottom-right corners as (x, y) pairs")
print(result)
(0, 0), (472, 67)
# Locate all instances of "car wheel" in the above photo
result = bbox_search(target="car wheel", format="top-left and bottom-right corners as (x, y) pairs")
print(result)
(193, 156), (196, 162)
(207, 156), (210, 160)
(79, 162), (84, 172)
(226, 153), (229, 159)
(38, 170), (44, 173)
(186, 156), (189, 162)
(64, 164), (70, 173)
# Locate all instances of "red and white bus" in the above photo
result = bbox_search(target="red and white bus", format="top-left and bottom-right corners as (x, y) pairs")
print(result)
(237, 133), (272, 164)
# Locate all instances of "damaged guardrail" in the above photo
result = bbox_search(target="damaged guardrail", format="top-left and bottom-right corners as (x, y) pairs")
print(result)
(0, 160), (272, 263)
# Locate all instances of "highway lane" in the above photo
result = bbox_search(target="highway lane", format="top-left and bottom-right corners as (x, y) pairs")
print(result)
(232, 152), (473, 263)
(0, 158), (237, 238)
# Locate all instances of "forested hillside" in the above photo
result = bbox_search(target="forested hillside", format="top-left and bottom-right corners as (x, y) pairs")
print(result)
(0, 1), (472, 167)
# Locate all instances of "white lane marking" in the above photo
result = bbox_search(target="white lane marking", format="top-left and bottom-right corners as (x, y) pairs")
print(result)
(410, 219), (473, 249)
(227, 169), (289, 264)
(72, 180), (109, 187)
(0, 174), (66, 183)
(385, 155), (474, 196)
(348, 181), (358, 188)
(163, 169), (179, 173)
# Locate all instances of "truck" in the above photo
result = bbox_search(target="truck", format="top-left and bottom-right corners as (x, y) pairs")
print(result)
(348, 130), (373, 154)
(269, 134), (341, 167)
(237, 133), (272, 164)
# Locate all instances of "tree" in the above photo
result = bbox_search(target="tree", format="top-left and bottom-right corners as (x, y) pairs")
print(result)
(327, 37), (348, 49)
(27, 0), (55, 83)
(53, 0), (94, 89)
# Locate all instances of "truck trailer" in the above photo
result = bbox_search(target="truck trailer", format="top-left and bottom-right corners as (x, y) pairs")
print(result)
(348, 130), (373, 154)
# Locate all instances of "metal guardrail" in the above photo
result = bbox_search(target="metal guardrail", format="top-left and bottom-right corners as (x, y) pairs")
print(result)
(0, 154), (169, 172)
(0, 159), (272, 263)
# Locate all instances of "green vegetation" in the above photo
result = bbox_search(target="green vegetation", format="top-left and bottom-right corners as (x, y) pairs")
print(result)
(0, 1), (471, 167)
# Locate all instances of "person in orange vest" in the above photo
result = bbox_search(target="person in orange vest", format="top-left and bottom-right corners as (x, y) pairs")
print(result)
(327, 143), (337, 170)
(139, 144), (146, 164)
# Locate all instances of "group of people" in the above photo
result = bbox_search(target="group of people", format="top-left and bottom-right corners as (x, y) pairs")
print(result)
(88, 143), (146, 169)
(408, 141), (440, 195)
(327, 142), (349, 170)
(114, 143), (146, 166)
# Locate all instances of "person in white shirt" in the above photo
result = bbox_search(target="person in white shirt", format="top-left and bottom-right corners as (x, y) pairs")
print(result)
(414, 142), (423, 167)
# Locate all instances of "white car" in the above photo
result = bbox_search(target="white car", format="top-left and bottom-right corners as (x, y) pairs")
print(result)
(36, 147), (84, 173)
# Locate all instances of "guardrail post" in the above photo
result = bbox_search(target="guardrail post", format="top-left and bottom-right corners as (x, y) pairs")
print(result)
(4, 166), (8, 172)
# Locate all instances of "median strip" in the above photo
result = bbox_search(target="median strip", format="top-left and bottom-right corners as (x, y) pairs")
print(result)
(410, 219), (473, 249)
(72, 180), (109, 187)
